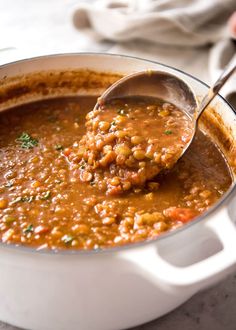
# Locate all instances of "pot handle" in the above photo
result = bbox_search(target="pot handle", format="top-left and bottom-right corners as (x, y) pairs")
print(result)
(123, 203), (236, 291)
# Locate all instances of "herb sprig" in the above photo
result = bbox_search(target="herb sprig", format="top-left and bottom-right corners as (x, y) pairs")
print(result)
(61, 234), (74, 245)
(12, 196), (35, 204)
(54, 144), (64, 151)
(23, 224), (34, 234)
(40, 191), (51, 200)
(117, 109), (127, 116)
(17, 132), (38, 149)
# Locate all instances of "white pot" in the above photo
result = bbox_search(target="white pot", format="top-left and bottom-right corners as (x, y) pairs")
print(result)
(0, 53), (235, 330)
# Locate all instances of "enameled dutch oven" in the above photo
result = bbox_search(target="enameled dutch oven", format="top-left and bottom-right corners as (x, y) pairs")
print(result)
(0, 53), (235, 330)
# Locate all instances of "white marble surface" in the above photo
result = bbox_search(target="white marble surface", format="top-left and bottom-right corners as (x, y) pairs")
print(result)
(0, 0), (236, 329)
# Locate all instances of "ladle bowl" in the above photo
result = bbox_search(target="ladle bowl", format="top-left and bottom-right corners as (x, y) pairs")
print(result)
(95, 54), (236, 161)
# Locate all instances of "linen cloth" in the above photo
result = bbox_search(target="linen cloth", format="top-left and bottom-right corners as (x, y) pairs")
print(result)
(73, 0), (234, 46)
(73, 0), (236, 106)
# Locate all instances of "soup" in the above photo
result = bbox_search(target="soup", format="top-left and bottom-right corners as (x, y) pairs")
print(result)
(0, 97), (231, 250)
(72, 96), (193, 195)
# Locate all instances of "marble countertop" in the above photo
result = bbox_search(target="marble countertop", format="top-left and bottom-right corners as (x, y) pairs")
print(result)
(0, 0), (235, 329)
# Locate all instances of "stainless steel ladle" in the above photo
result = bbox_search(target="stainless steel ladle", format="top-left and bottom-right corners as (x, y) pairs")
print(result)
(95, 54), (236, 162)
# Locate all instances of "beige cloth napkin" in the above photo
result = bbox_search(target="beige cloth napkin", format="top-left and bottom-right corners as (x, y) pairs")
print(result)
(73, 0), (236, 107)
(73, 0), (235, 45)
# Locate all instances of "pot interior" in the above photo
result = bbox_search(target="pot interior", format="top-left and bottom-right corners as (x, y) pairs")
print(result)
(0, 53), (235, 252)
(0, 54), (235, 177)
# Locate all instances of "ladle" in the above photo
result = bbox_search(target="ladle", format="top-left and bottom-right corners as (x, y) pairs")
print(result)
(95, 54), (236, 162)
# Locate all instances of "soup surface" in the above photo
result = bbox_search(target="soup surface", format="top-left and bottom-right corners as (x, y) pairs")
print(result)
(0, 97), (231, 250)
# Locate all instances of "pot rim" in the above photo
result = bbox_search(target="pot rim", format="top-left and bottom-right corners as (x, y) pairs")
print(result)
(0, 51), (235, 256)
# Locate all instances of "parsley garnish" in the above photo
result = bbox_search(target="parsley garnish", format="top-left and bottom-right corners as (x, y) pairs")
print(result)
(54, 144), (64, 151)
(24, 196), (34, 203)
(17, 132), (38, 149)
(117, 109), (127, 116)
(80, 160), (86, 170)
(40, 191), (51, 200)
(61, 234), (74, 245)
(164, 130), (173, 135)
(23, 224), (34, 234)
(12, 196), (34, 204)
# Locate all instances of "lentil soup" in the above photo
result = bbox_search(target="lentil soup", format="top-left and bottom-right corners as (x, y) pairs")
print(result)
(72, 97), (193, 195)
(0, 97), (232, 250)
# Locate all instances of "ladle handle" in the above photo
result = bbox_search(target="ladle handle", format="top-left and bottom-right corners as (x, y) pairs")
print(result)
(196, 53), (236, 122)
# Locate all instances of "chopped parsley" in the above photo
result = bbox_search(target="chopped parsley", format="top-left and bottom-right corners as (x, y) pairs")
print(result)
(54, 144), (64, 151)
(24, 196), (34, 203)
(117, 109), (127, 116)
(80, 160), (86, 170)
(12, 196), (35, 204)
(17, 132), (38, 149)
(164, 130), (173, 135)
(23, 224), (34, 234)
(61, 234), (74, 245)
(40, 191), (51, 200)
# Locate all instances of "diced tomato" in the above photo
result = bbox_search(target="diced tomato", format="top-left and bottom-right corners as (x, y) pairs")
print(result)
(34, 225), (50, 235)
(164, 207), (196, 223)
(63, 148), (72, 157)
